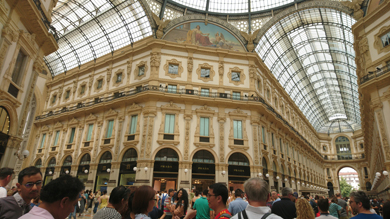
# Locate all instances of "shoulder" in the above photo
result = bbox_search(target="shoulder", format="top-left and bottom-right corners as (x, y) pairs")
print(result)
(269, 213), (283, 219)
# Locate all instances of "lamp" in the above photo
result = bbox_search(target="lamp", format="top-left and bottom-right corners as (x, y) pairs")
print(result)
(22, 150), (30, 158)
(383, 171), (388, 176)
(258, 173), (262, 177)
(49, 171), (53, 175)
(265, 173), (269, 178)
(107, 168), (111, 173)
(14, 150), (30, 159)
(376, 172), (381, 177)
(276, 176), (280, 180)
(222, 170), (226, 175)
(184, 169), (188, 173)
(133, 167), (138, 171)
(144, 167), (148, 172)
(65, 170), (69, 174)
(84, 169), (88, 174)
(292, 180), (295, 183)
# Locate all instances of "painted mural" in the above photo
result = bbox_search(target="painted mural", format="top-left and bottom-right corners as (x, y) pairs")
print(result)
(164, 22), (246, 52)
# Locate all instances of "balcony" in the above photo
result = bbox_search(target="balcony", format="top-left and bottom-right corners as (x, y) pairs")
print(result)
(360, 65), (390, 84)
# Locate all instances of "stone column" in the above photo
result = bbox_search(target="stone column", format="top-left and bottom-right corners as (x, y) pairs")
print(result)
(178, 161), (191, 190)
(108, 162), (120, 192)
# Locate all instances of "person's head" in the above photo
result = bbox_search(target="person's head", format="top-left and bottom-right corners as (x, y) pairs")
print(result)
(196, 25), (200, 29)
(177, 189), (183, 199)
(317, 198), (329, 213)
(109, 186), (131, 214)
(208, 183), (229, 210)
(315, 195), (319, 200)
(39, 175), (83, 219)
(125, 190), (136, 217)
(168, 188), (175, 197)
(195, 190), (200, 197)
(331, 196), (338, 204)
(336, 193), (341, 198)
(350, 191), (371, 213)
(132, 186), (156, 214)
(16, 166), (42, 202)
(0, 167), (14, 186)
(296, 198), (315, 219)
(235, 189), (244, 198)
(271, 191), (278, 200)
(382, 201), (390, 219)
(373, 198), (377, 202)
(176, 189), (189, 214)
(102, 190), (107, 195)
(202, 189), (208, 196)
(243, 178), (269, 205)
(281, 187), (293, 198)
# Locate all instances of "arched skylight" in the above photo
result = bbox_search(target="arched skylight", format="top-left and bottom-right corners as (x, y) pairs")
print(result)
(256, 8), (360, 132)
(45, 0), (152, 76)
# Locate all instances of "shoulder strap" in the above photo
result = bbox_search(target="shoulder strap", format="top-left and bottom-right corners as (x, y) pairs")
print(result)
(238, 211), (242, 219)
(242, 210), (249, 219)
(218, 213), (232, 219)
(261, 213), (272, 219)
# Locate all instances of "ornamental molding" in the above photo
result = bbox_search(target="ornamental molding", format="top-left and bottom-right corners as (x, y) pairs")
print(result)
(86, 113), (97, 122)
(374, 25), (390, 54)
(54, 122), (63, 129)
(164, 58), (183, 79)
(196, 63), (215, 83)
(69, 118), (79, 126)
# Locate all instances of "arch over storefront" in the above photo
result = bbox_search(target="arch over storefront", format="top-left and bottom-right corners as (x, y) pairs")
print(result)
(191, 149), (216, 191)
(190, 148), (218, 163)
(0, 101), (18, 136)
(152, 146), (182, 162)
(153, 147), (180, 191)
(118, 148), (138, 186)
(119, 146), (139, 161)
(226, 150), (254, 166)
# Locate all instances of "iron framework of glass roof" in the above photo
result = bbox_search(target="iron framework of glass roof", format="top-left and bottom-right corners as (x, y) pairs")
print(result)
(45, 0), (152, 76)
(255, 8), (360, 132)
(318, 119), (361, 134)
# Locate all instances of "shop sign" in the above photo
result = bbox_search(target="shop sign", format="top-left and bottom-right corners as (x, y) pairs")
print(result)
(120, 162), (137, 173)
(192, 163), (215, 174)
(154, 161), (178, 172)
(97, 164), (111, 173)
(228, 165), (250, 176)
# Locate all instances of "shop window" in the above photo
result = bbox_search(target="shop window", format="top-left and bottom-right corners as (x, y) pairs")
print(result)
(35, 159), (42, 168)
(80, 154), (91, 165)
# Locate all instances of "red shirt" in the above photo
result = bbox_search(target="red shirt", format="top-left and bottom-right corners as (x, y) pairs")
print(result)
(214, 209), (232, 219)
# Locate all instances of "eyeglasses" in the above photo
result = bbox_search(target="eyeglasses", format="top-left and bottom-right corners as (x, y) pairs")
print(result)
(24, 181), (42, 188)
(206, 194), (217, 198)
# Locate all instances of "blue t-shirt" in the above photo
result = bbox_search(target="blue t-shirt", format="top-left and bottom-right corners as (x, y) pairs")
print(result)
(351, 213), (383, 219)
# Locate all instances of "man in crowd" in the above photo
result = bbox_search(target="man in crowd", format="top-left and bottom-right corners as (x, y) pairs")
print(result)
(94, 186), (131, 219)
(207, 183), (231, 219)
(228, 189), (248, 216)
(19, 175), (83, 219)
(0, 167), (14, 198)
(350, 191), (382, 219)
(336, 193), (348, 219)
(317, 198), (338, 219)
(271, 187), (296, 219)
(0, 166), (42, 219)
(371, 199), (381, 215)
(164, 189), (175, 219)
(232, 178), (282, 219)
(271, 191), (280, 205)
(193, 189), (212, 219)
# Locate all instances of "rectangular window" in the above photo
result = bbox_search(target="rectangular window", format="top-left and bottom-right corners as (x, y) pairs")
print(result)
(138, 66), (145, 76)
(11, 50), (27, 85)
(117, 73), (122, 83)
(69, 128), (76, 144)
(231, 72), (240, 81)
(106, 120), (114, 138)
(232, 92), (240, 100)
(97, 79), (103, 89)
(168, 64), (179, 74)
(136, 86), (142, 92)
(52, 95), (57, 104)
(129, 115), (138, 134)
(65, 90), (70, 99)
(53, 131), (60, 146)
(233, 120), (243, 139)
(292, 149), (294, 158)
(262, 126), (266, 144)
(200, 68), (210, 77)
(80, 85), (85, 94)
(164, 114), (175, 133)
(167, 85), (177, 93)
(86, 124), (94, 141)
(40, 134), (46, 148)
(271, 133), (274, 146)
(200, 117), (209, 136)
(327, 168), (330, 176)
(201, 88), (209, 97)
(286, 143), (289, 156)
(280, 138), (283, 153)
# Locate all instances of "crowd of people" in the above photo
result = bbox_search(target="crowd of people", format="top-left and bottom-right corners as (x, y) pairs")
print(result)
(0, 167), (390, 219)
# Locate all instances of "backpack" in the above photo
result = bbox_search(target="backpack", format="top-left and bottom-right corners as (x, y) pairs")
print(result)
(160, 193), (168, 210)
(238, 210), (271, 219)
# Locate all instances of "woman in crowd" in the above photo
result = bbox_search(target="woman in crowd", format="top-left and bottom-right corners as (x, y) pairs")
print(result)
(191, 190), (200, 208)
(133, 186), (157, 219)
(296, 198), (315, 219)
(329, 196), (342, 218)
(171, 188), (188, 219)
(88, 190), (94, 212)
(94, 191), (101, 213)
(99, 190), (109, 209)
(94, 186), (131, 219)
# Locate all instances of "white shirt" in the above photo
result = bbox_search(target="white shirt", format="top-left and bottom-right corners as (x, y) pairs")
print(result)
(316, 214), (338, 219)
(19, 206), (55, 219)
(231, 205), (283, 219)
(0, 187), (7, 198)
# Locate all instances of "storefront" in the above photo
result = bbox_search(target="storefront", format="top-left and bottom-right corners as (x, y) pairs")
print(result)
(77, 153), (90, 184)
(192, 150), (215, 192)
(153, 148), (178, 191)
(228, 153), (250, 191)
(118, 148), (137, 186)
(60, 156), (72, 176)
(95, 151), (112, 192)
(44, 157), (56, 186)
(272, 162), (279, 193)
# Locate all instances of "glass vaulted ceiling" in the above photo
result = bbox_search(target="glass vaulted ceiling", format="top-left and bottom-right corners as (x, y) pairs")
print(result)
(45, 0), (152, 76)
(256, 8), (360, 133)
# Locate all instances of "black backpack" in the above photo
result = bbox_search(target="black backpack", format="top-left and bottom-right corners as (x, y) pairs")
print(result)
(238, 210), (272, 219)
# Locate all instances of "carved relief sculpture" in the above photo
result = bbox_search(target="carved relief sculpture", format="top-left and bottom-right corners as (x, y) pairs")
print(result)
(240, 29), (260, 52)
(152, 13), (171, 39)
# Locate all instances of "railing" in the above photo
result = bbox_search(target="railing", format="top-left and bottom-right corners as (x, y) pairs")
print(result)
(360, 65), (390, 84)
(324, 155), (365, 160)
(32, 0), (59, 42)
(35, 85), (323, 157)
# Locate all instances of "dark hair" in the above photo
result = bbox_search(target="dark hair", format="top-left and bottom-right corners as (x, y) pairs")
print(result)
(331, 196), (338, 204)
(109, 186), (131, 205)
(383, 201), (390, 219)
(202, 189), (208, 196)
(317, 198), (329, 212)
(125, 190), (136, 216)
(0, 168), (14, 179)
(304, 195), (310, 200)
(175, 189), (189, 214)
(195, 190), (200, 196)
(132, 186), (155, 214)
(235, 189), (244, 197)
(18, 166), (42, 184)
(102, 190), (107, 195)
(315, 195), (319, 200)
(40, 175), (83, 203)
(209, 183), (229, 205)
(350, 191), (370, 210)
(168, 189), (174, 195)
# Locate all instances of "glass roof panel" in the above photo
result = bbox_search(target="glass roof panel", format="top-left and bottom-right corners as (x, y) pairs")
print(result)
(255, 8), (360, 132)
(45, 0), (152, 76)
(171, 0), (207, 10)
(209, 0), (248, 13)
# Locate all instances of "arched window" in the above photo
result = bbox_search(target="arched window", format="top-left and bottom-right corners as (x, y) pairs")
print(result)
(122, 148), (138, 162)
(228, 153), (249, 166)
(155, 148), (178, 161)
(193, 150), (214, 163)
(0, 107), (10, 135)
(35, 159), (42, 168)
(335, 136), (352, 160)
(80, 154), (91, 165)
(48, 158), (56, 167)
(272, 162), (277, 172)
(63, 156), (72, 166)
(100, 151), (112, 164)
